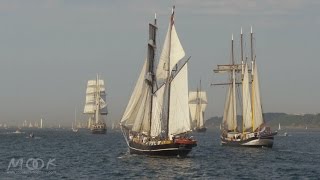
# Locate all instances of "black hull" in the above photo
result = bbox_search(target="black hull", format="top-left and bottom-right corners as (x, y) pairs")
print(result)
(91, 128), (106, 134)
(221, 133), (277, 148)
(195, 127), (206, 132)
(128, 141), (195, 157)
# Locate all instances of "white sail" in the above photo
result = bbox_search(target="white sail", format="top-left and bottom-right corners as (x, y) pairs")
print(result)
(121, 61), (148, 129)
(223, 84), (236, 131)
(189, 91), (208, 110)
(131, 87), (151, 134)
(252, 62), (264, 129)
(84, 79), (108, 114)
(189, 91), (207, 128)
(156, 23), (185, 80)
(197, 107), (204, 128)
(242, 63), (252, 131)
(189, 104), (198, 123)
(168, 64), (190, 137)
(150, 85), (165, 137)
(156, 25), (170, 80)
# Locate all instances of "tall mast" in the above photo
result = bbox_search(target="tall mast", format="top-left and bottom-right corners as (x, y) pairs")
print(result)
(241, 27), (244, 77)
(241, 28), (245, 134)
(250, 26), (255, 132)
(148, 13), (157, 135)
(166, 6), (175, 138)
(95, 74), (100, 124)
(75, 107), (77, 128)
(231, 34), (237, 132)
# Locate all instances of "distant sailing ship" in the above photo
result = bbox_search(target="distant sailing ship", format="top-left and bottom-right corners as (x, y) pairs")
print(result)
(120, 7), (197, 156)
(213, 27), (277, 147)
(278, 123), (281, 131)
(84, 75), (108, 134)
(189, 80), (208, 132)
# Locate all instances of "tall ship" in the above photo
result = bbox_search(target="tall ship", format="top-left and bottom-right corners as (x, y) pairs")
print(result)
(189, 80), (208, 132)
(84, 75), (108, 134)
(213, 27), (277, 147)
(120, 7), (197, 157)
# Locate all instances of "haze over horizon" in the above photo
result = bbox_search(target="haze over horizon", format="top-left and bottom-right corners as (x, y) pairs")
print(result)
(0, 0), (319, 127)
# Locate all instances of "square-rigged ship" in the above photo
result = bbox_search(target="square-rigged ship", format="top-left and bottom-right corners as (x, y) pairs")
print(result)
(189, 80), (208, 132)
(84, 75), (108, 134)
(120, 7), (197, 157)
(213, 27), (277, 147)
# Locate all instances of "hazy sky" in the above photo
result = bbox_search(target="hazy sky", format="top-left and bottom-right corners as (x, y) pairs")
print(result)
(0, 0), (319, 126)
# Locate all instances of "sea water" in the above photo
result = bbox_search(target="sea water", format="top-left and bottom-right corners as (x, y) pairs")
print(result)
(0, 128), (319, 179)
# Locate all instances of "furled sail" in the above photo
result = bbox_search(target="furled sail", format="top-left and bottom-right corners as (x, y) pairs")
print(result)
(84, 79), (108, 115)
(252, 62), (264, 130)
(242, 63), (252, 131)
(168, 64), (190, 137)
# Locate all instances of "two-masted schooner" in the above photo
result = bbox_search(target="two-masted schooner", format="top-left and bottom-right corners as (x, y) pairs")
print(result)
(84, 75), (108, 134)
(213, 27), (277, 147)
(189, 81), (208, 132)
(120, 7), (197, 156)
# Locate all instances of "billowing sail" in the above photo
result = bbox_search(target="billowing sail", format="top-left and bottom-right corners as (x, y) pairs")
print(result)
(120, 60), (148, 127)
(242, 63), (252, 131)
(84, 79), (108, 114)
(156, 23), (185, 80)
(252, 62), (264, 130)
(150, 85), (165, 137)
(168, 64), (190, 137)
(223, 84), (236, 131)
(131, 87), (151, 134)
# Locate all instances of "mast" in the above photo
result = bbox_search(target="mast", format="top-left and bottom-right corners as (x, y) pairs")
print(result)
(241, 27), (244, 77)
(196, 87), (199, 128)
(95, 74), (100, 124)
(199, 79), (203, 128)
(148, 13), (157, 135)
(241, 28), (244, 134)
(166, 6), (175, 138)
(75, 108), (77, 129)
(250, 26), (255, 132)
(231, 34), (237, 132)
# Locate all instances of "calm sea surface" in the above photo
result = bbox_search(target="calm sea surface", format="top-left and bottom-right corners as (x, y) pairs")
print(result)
(0, 128), (319, 179)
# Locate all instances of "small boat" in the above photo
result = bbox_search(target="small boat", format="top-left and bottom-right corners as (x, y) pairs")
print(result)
(29, 132), (34, 138)
(13, 129), (22, 134)
(120, 7), (197, 157)
(278, 123), (281, 131)
(213, 27), (277, 148)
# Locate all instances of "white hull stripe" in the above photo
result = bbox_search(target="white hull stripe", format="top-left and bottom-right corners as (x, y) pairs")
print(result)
(129, 146), (188, 152)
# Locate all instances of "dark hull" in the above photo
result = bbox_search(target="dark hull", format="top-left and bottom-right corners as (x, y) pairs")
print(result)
(91, 128), (106, 134)
(221, 133), (277, 148)
(195, 127), (206, 132)
(128, 141), (195, 157)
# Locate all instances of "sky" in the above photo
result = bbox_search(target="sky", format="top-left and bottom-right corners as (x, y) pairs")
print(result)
(0, 0), (319, 127)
